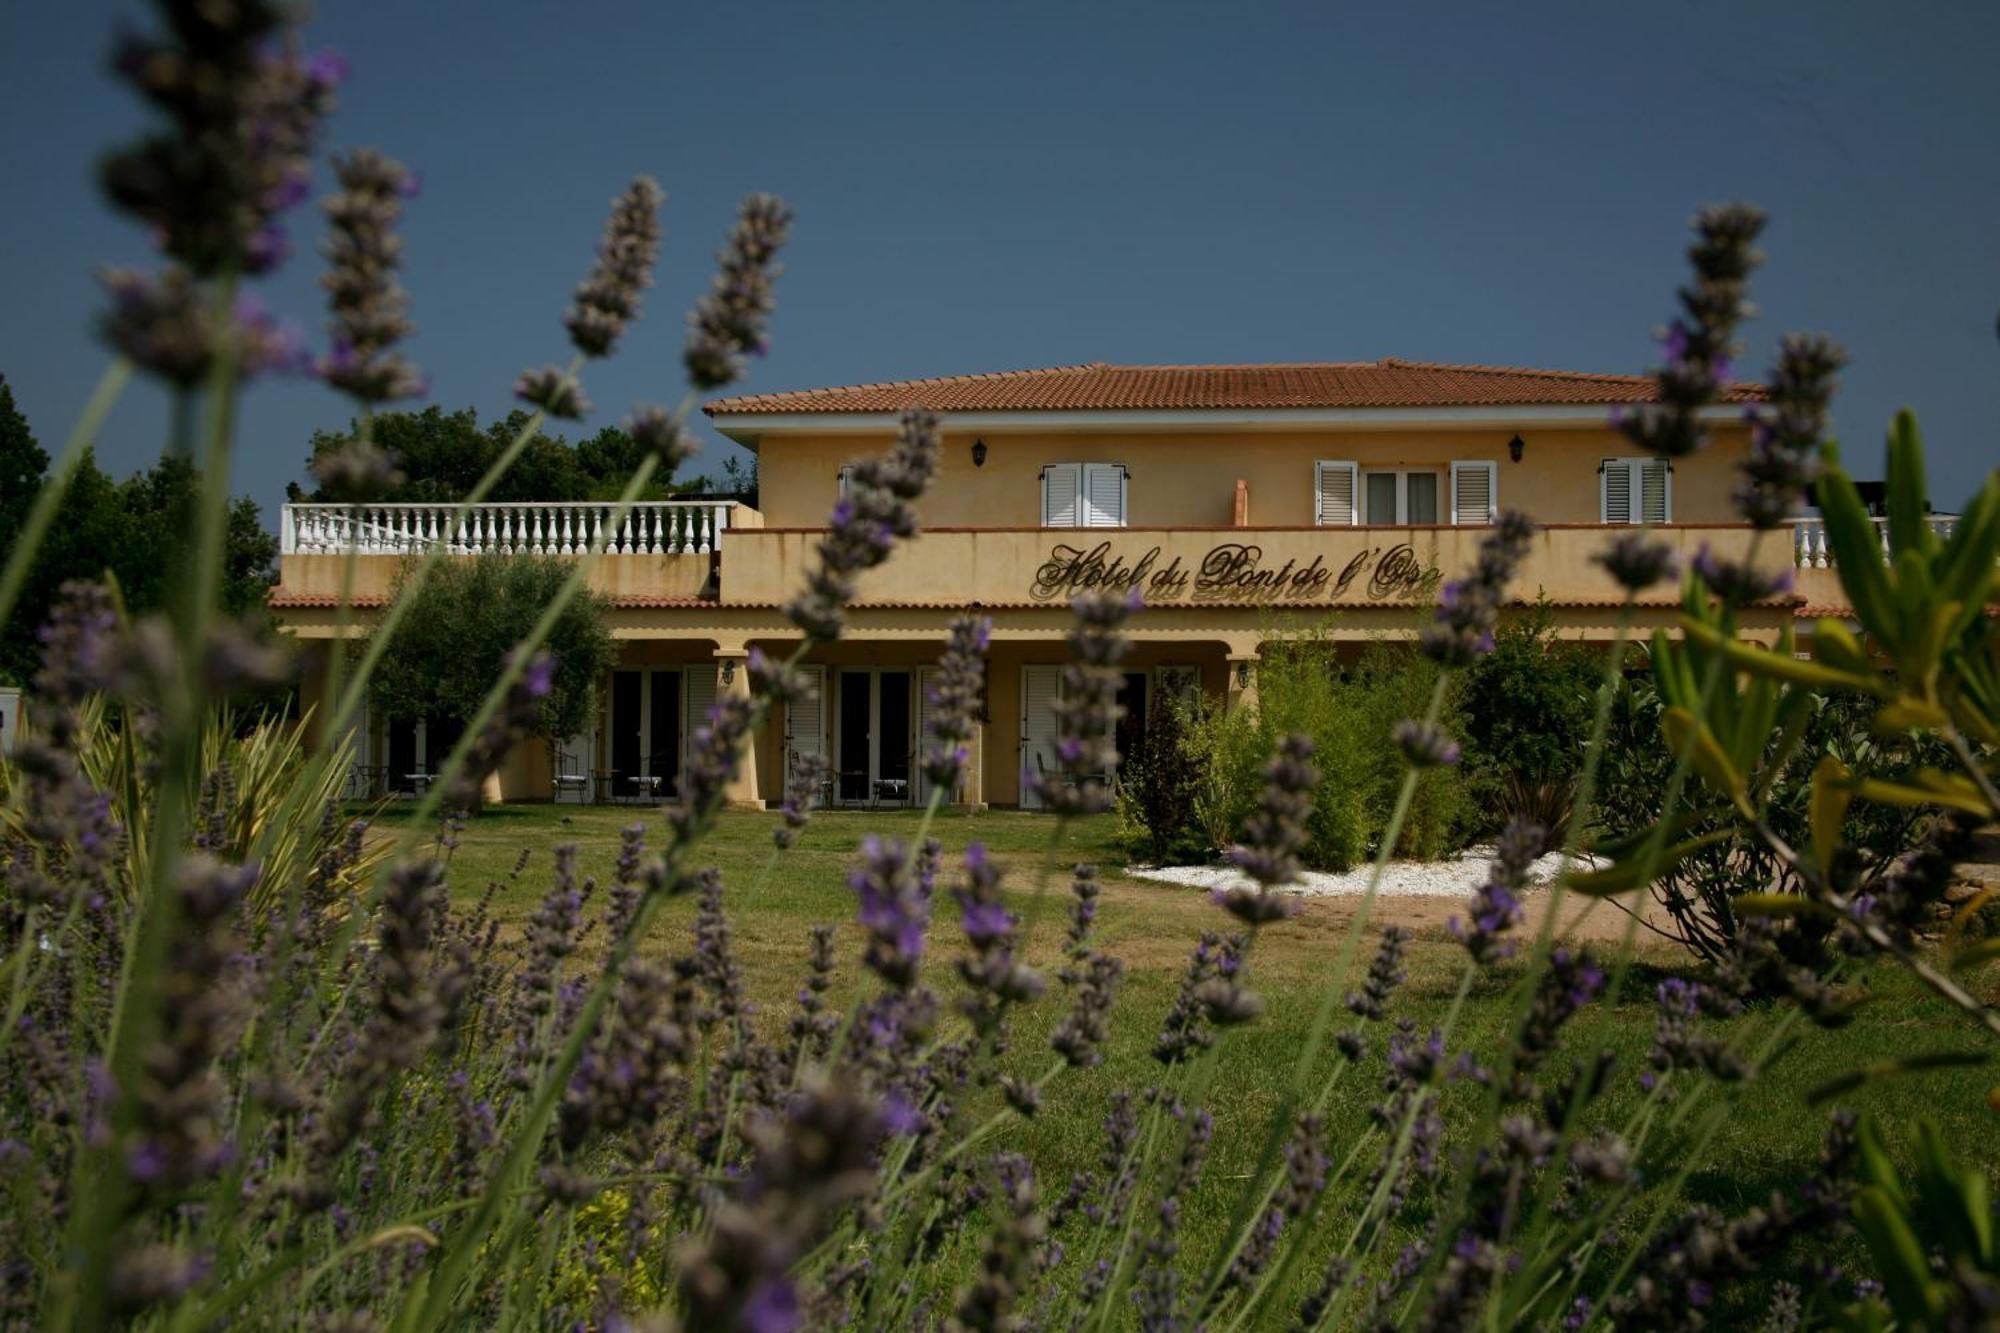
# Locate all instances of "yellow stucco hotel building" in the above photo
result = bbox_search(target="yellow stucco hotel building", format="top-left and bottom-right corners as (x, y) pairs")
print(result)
(272, 359), (1867, 809)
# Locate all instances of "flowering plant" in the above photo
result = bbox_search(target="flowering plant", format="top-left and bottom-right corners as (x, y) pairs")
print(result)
(0, 7), (1995, 1330)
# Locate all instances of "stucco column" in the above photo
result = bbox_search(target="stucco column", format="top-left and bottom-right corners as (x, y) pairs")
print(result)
(714, 648), (762, 810)
(954, 715), (988, 811)
(1225, 653), (1259, 713)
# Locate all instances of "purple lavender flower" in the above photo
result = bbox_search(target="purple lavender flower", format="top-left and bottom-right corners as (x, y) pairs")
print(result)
(947, 1153), (1045, 1331)
(1154, 931), (1224, 1065)
(1616, 204), (1766, 459)
(102, 12), (338, 277)
(668, 693), (761, 841)
(562, 176), (664, 359)
(685, 193), (795, 389)
(514, 365), (592, 420)
(127, 854), (257, 1195)
(1690, 542), (1795, 607)
(1419, 511), (1536, 667)
(1391, 718), (1460, 769)
(442, 648), (557, 810)
(674, 1073), (897, 1332)
(1025, 590), (1137, 817)
(626, 403), (697, 476)
(1594, 530), (1680, 594)
(314, 148), (426, 403)
(1050, 951), (1122, 1071)
(922, 613), (992, 797)
(1734, 336), (1844, 527)
(97, 266), (307, 385)
(1215, 733), (1316, 925)
(849, 836), (930, 989)
(1345, 925), (1411, 1023)
(1450, 818), (1541, 965)
(774, 751), (830, 851)
(785, 410), (941, 642)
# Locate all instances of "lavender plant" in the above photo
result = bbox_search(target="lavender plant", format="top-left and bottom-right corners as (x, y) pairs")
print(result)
(2, 6), (1992, 1328)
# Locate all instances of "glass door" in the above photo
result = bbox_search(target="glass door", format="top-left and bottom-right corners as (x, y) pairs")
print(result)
(837, 670), (872, 803)
(610, 670), (643, 784)
(834, 668), (914, 805)
(646, 670), (681, 785)
(877, 670), (912, 804)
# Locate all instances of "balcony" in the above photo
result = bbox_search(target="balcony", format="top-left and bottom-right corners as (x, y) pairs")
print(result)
(280, 499), (748, 557)
(715, 523), (1799, 614)
(1787, 513), (1957, 568)
(271, 502), (1951, 627)
(273, 500), (760, 613)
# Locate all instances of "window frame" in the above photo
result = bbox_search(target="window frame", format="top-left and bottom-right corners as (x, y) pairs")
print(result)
(1359, 467), (1445, 525)
(1040, 461), (1127, 528)
(1599, 456), (1673, 524)
(1314, 460), (1359, 526)
(1448, 459), (1498, 526)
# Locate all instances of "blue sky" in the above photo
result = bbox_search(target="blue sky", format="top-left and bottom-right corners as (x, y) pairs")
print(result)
(2, 1), (1995, 511)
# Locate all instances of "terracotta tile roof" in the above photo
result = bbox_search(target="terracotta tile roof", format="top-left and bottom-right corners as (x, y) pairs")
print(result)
(705, 359), (1768, 416)
(268, 591), (712, 610)
(269, 591), (391, 609)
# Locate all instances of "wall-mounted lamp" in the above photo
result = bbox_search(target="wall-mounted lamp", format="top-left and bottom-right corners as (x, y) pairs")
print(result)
(719, 658), (736, 687)
(1508, 434), (1526, 464)
(971, 438), (988, 467)
(1235, 660), (1252, 688)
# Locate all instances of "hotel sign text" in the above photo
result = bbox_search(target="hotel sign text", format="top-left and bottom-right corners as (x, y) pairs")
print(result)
(1030, 540), (1441, 605)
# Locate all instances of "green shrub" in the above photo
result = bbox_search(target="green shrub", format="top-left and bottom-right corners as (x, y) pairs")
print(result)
(1458, 604), (1602, 842)
(1341, 640), (1470, 860)
(1116, 688), (1208, 864)
(1174, 629), (1472, 871)
(1184, 688), (1267, 858)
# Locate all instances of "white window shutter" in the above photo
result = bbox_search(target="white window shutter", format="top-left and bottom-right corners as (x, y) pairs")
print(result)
(1020, 665), (1064, 809)
(1601, 459), (1633, 524)
(1315, 461), (1358, 526)
(915, 665), (945, 801)
(682, 665), (717, 771)
(1640, 460), (1671, 523)
(1083, 463), (1126, 527)
(785, 665), (825, 765)
(1042, 463), (1081, 527)
(837, 465), (854, 498)
(1449, 461), (1496, 525)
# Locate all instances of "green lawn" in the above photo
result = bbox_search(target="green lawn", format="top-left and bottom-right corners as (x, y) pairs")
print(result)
(364, 801), (1999, 1313)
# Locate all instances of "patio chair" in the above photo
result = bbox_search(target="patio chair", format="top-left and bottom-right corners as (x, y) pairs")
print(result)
(551, 747), (590, 804)
(788, 750), (835, 811)
(1033, 750), (1109, 803)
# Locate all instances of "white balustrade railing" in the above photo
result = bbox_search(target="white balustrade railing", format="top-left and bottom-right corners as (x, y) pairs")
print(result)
(281, 501), (739, 557)
(1788, 513), (1957, 569)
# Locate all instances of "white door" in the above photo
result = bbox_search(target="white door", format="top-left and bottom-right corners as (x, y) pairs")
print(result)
(1153, 664), (1202, 712)
(558, 724), (594, 769)
(785, 665), (826, 804)
(915, 665), (944, 803)
(1020, 665), (1063, 810)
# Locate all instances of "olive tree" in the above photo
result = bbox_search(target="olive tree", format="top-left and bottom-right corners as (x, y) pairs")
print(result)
(365, 554), (615, 743)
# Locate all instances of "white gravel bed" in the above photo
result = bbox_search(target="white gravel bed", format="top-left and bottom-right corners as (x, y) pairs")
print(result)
(1127, 845), (1601, 899)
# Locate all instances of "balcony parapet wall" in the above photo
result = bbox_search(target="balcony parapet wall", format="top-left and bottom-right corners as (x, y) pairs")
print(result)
(713, 524), (1798, 612)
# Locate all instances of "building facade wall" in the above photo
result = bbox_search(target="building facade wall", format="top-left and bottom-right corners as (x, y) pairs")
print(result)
(754, 423), (1754, 529)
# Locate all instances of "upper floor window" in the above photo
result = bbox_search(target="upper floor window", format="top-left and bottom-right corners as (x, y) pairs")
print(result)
(1363, 469), (1440, 524)
(1042, 462), (1126, 527)
(1316, 460), (1496, 525)
(1600, 457), (1671, 524)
